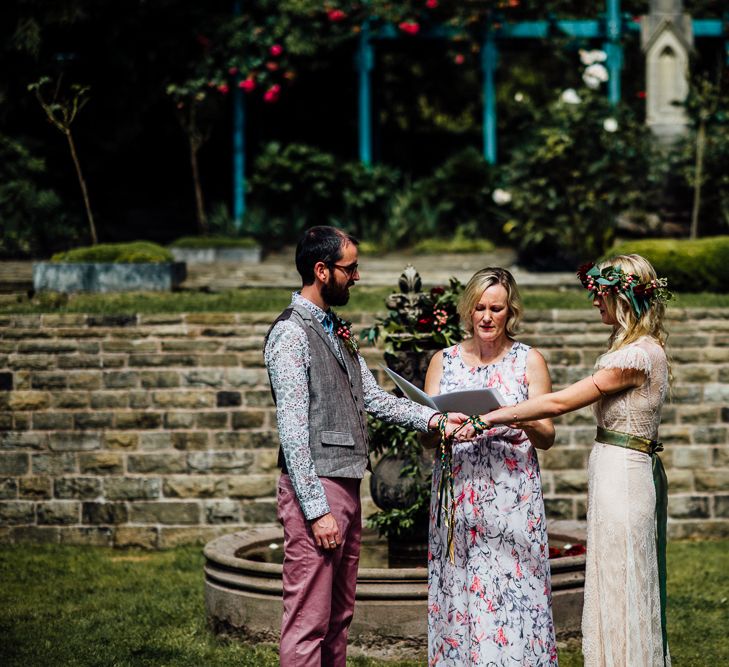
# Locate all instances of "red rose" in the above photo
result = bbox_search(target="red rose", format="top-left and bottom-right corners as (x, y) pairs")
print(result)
(548, 546), (562, 559)
(266, 61), (279, 72)
(270, 44), (283, 57)
(239, 78), (256, 92)
(454, 54), (465, 65)
(217, 83), (229, 95)
(564, 543), (586, 557)
(430, 286), (445, 296)
(327, 9), (346, 22)
(399, 21), (420, 35)
(425, 0), (438, 7)
(263, 85), (281, 103)
(416, 315), (434, 332)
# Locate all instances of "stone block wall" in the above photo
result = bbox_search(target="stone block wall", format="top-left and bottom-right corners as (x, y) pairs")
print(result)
(0, 309), (727, 548)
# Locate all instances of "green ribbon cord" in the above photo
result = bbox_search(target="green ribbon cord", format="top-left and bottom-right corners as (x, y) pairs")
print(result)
(435, 415), (490, 564)
(595, 426), (669, 665)
(653, 452), (669, 667)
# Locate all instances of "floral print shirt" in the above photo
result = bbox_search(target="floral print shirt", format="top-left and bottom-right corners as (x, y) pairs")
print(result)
(264, 292), (437, 520)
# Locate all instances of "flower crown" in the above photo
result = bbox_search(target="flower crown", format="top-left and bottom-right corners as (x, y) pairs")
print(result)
(577, 262), (673, 317)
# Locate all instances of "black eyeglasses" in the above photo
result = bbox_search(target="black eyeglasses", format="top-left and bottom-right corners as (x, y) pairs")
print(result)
(328, 262), (359, 277)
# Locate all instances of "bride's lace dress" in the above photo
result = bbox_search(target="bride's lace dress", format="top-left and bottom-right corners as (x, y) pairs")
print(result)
(583, 335), (670, 666)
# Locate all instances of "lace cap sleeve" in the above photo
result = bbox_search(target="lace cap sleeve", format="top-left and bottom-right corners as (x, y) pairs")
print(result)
(595, 343), (652, 374)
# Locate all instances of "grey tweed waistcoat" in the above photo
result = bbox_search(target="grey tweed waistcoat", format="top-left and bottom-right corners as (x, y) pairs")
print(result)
(265, 303), (370, 479)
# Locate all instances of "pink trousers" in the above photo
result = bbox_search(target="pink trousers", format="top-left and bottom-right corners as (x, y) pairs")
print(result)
(277, 474), (362, 667)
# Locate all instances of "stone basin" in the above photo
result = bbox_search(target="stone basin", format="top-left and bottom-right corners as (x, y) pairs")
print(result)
(204, 524), (586, 660)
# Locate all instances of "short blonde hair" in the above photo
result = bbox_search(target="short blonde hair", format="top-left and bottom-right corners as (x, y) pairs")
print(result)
(596, 254), (669, 353)
(458, 267), (523, 338)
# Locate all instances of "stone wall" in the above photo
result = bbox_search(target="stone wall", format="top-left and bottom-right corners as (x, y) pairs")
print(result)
(0, 309), (727, 548)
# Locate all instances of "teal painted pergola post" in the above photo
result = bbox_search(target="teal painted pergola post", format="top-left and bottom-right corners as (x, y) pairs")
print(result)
(232, 0), (246, 230)
(604, 0), (622, 105)
(481, 17), (498, 165)
(356, 20), (374, 166)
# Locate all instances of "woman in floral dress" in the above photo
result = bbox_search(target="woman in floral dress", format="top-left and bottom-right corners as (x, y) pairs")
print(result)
(424, 267), (558, 666)
(482, 254), (672, 666)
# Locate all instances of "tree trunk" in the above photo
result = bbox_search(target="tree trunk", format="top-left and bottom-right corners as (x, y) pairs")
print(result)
(690, 118), (706, 240)
(189, 138), (208, 235)
(66, 129), (98, 245)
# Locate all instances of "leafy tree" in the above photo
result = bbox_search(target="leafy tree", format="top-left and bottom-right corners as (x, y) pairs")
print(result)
(681, 67), (729, 238)
(0, 133), (80, 258)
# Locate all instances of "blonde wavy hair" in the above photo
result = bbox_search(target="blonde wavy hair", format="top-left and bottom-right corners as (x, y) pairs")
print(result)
(458, 267), (523, 339)
(596, 254), (669, 355)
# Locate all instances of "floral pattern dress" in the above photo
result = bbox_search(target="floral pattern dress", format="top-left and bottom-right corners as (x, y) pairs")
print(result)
(428, 342), (557, 667)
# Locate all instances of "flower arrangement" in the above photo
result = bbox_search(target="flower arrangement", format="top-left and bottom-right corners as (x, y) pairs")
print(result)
(363, 267), (464, 542)
(361, 276), (464, 354)
(577, 262), (673, 317)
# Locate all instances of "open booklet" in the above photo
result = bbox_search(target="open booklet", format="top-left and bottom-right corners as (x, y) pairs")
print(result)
(383, 366), (506, 414)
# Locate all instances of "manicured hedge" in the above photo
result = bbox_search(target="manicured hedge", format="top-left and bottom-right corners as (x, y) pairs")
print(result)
(608, 236), (729, 292)
(169, 236), (259, 249)
(51, 241), (174, 264)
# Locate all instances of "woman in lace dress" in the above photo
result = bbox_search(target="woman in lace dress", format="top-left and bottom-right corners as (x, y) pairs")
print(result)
(481, 254), (672, 667)
(424, 267), (558, 666)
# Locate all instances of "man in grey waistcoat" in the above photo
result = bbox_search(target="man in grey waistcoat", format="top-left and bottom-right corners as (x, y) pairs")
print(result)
(264, 226), (468, 666)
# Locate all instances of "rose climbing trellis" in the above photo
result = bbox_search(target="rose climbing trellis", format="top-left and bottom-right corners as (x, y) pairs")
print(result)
(229, 0), (728, 229)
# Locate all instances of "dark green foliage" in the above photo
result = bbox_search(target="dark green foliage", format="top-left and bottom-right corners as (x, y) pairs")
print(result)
(0, 134), (81, 258)
(501, 90), (664, 270)
(51, 241), (174, 263)
(246, 142), (401, 245)
(609, 236), (729, 293)
(170, 235), (259, 249)
(387, 148), (504, 249)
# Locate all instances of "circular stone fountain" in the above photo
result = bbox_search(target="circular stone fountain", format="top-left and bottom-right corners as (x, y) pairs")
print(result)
(204, 524), (586, 660)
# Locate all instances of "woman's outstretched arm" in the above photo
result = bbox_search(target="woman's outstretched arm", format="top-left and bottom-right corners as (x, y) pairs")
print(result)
(520, 348), (555, 450)
(482, 366), (646, 426)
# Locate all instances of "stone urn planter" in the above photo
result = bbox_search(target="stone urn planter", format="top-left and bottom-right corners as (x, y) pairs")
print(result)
(32, 261), (186, 293)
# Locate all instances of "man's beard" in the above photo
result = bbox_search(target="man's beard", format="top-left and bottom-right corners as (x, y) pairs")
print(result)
(322, 276), (351, 307)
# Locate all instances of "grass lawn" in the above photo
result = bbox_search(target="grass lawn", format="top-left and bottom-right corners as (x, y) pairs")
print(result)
(2, 288), (728, 315)
(1, 541), (727, 666)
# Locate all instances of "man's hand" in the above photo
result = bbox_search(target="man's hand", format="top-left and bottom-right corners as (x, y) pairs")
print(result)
(428, 412), (475, 441)
(311, 512), (340, 550)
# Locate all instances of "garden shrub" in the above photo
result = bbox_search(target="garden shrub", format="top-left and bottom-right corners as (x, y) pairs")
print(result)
(386, 147), (505, 249)
(502, 90), (663, 270)
(246, 142), (401, 245)
(170, 235), (259, 248)
(608, 236), (729, 292)
(0, 134), (82, 258)
(52, 241), (173, 263)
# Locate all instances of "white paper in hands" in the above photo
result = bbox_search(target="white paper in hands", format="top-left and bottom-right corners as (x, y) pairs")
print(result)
(383, 366), (506, 414)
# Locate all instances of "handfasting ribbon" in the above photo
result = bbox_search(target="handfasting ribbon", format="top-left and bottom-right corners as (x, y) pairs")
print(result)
(654, 450), (669, 666)
(595, 426), (669, 665)
(436, 414), (491, 564)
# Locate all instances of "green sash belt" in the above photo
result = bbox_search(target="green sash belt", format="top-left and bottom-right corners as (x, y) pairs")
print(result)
(595, 426), (668, 666)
